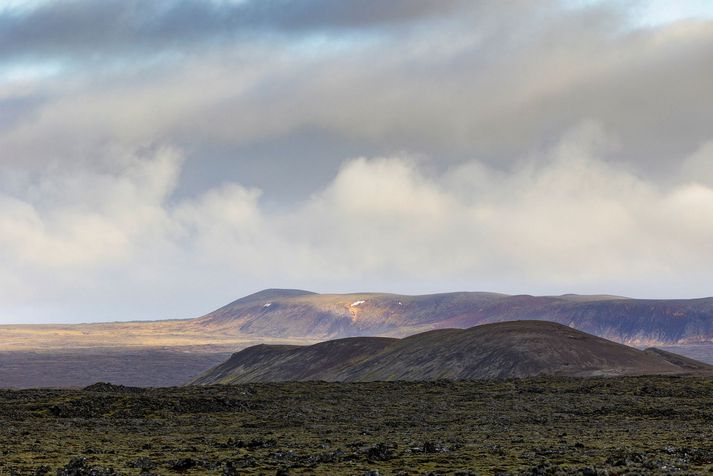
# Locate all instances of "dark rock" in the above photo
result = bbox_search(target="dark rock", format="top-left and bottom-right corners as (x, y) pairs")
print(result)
(423, 441), (438, 453)
(246, 438), (277, 449)
(235, 456), (257, 468)
(82, 382), (143, 393)
(365, 442), (397, 461)
(166, 458), (197, 471)
(127, 457), (156, 471)
(56, 457), (117, 476)
(222, 462), (237, 476)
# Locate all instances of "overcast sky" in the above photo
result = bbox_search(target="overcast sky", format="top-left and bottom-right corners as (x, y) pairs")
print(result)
(1, 0), (712, 323)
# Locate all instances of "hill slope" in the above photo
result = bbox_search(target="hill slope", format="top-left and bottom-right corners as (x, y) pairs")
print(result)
(5, 289), (713, 388)
(189, 321), (713, 384)
(188, 289), (713, 345)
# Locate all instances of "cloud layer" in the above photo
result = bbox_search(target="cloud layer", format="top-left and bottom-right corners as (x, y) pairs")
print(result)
(0, 1), (712, 322)
(0, 0), (469, 62)
(2, 124), (712, 323)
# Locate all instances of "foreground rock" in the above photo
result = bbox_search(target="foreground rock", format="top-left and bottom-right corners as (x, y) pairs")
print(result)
(1, 377), (713, 474)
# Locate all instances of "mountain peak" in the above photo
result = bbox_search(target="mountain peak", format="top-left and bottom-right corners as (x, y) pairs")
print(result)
(249, 288), (317, 298)
(226, 288), (317, 306)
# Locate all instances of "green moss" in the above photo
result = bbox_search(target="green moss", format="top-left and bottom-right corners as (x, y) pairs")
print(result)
(0, 377), (712, 474)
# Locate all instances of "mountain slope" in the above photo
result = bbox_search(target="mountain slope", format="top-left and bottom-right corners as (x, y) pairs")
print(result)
(189, 321), (713, 384)
(6, 289), (713, 388)
(642, 347), (713, 372)
(188, 289), (713, 345)
(190, 337), (396, 384)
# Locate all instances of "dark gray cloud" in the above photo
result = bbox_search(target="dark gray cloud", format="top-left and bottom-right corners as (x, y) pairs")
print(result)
(0, 0), (470, 62)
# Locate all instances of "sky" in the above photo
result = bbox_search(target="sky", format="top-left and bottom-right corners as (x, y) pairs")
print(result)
(0, 0), (712, 323)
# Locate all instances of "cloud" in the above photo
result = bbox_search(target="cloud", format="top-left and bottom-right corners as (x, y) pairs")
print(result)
(1, 123), (713, 323)
(0, 146), (180, 270)
(0, 0), (470, 63)
(681, 141), (713, 187)
(2, 0), (711, 191)
(0, 1), (712, 322)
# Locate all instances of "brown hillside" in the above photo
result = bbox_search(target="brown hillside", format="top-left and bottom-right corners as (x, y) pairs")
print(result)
(189, 321), (713, 384)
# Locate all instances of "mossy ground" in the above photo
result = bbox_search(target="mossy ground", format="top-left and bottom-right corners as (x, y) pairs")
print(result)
(2, 377), (713, 475)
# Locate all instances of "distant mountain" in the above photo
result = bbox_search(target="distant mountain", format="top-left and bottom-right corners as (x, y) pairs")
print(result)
(6, 288), (713, 388)
(189, 289), (713, 345)
(189, 321), (713, 384)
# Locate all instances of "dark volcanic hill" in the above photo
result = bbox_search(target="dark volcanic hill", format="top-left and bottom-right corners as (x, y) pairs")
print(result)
(6, 289), (713, 388)
(188, 288), (713, 346)
(189, 321), (713, 384)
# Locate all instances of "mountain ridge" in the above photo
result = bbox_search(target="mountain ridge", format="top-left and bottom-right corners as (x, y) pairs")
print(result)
(5, 289), (713, 388)
(188, 289), (713, 345)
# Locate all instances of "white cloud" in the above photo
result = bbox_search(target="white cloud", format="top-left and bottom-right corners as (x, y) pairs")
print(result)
(680, 141), (713, 187)
(0, 123), (712, 323)
(0, 1), (712, 322)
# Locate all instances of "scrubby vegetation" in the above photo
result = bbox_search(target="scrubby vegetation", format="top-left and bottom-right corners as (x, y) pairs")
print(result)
(2, 377), (713, 474)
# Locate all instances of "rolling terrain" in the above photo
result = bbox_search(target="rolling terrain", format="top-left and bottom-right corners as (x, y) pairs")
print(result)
(5, 288), (713, 387)
(6, 289), (713, 351)
(190, 321), (713, 384)
(190, 289), (713, 346)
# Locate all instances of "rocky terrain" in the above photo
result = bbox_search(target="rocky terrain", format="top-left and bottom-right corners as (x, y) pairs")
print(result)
(190, 321), (713, 385)
(2, 377), (713, 474)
